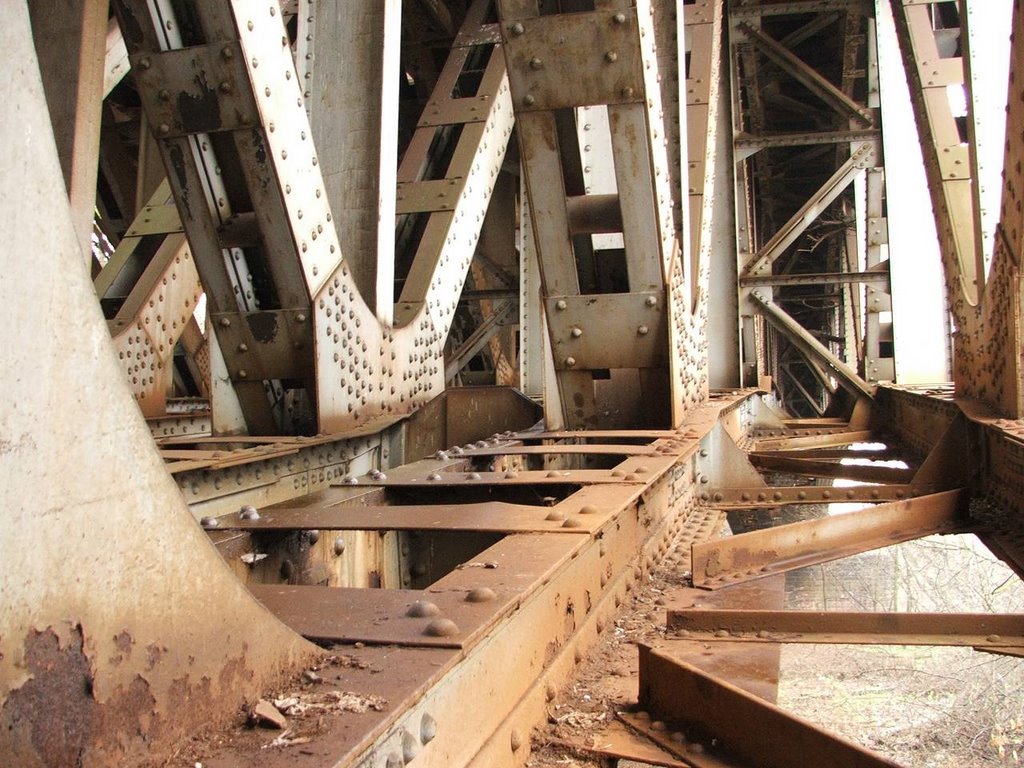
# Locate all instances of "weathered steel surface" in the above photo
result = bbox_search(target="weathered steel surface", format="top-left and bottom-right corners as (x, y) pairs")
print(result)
(342, 468), (656, 487)
(457, 443), (659, 457)
(705, 484), (915, 508)
(751, 430), (873, 451)
(691, 490), (967, 588)
(667, 609), (1024, 647)
(218, 501), (603, 534)
(637, 646), (903, 768)
(747, 452), (915, 484)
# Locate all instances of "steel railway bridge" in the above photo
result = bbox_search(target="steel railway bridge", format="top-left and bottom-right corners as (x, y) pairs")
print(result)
(2, 0), (1024, 766)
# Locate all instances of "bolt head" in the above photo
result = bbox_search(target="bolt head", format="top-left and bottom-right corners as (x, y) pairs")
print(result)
(555, 299), (567, 310)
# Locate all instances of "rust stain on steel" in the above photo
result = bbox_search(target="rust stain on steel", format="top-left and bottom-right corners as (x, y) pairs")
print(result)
(0, 626), (217, 768)
(747, 452), (915, 484)
(707, 484), (914, 507)
(691, 489), (967, 589)
(637, 645), (904, 768)
(667, 608), (1024, 647)
(660, 578), (786, 704)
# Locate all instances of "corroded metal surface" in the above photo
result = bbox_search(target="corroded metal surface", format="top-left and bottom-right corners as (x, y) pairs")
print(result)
(692, 490), (968, 589)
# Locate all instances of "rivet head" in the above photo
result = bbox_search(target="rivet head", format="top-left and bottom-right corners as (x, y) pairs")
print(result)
(158, 89), (170, 101)
(579, 505), (598, 515)
(222, 45), (234, 59)
(237, 369), (248, 379)
(546, 510), (565, 522)
(564, 356), (577, 367)
(333, 537), (346, 556)
(219, 317), (231, 327)
(645, 296), (657, 307)
(157, 123), (170, 135)
(613, 12), (627, 23)
(466, 587), (497, 603)
(529, 57), (543, 70)
(420, 713), (437, 744)
(605, 50), (619, 63)
(239, 505), (259, 520)
(570, 326), (583, 338)
(510, 22), (525, 35)
(219, 81), (232, 94)
(637, 325), (649, 336)
(424, 618), (460, 637)
(406, 600), (441, 618)
(523, 93), (535, 106)
(510, 729), (523, 752)
(200, 516), (219, 529)
(402, 729), (419, 763)
(138, 57), (151, 70)
(562, 518), (584, 528)
(555, 299), (568, 310)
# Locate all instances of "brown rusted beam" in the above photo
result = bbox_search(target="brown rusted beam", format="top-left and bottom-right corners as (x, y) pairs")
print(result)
(637, 645), (903, 768)
(666, 609), (1024, 647)
(691, 490), (967, 589)
(748, 452), (914, 484)
(752, 446), (904, 461)
(705, 484), (915, 508)
(752, 429), (873, 450)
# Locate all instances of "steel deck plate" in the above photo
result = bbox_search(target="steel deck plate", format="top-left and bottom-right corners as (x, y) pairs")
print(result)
(250, 534), (582, 649)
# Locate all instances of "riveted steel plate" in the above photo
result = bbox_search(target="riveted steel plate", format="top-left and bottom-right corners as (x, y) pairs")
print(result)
(215, 500), (599, 534)
(250, 585), (503, 649)
(124, 203), (183, 237)
(545, 292), (669, 370)
(501, 10), (644, 111)
(458, 443), (658, 457)
(210, 308), (314, 381)
(417, 96), (494, 127)
(396, 178), (465, 213)
(706, 484), (915, 508)
(334, 469), (649, 487)
(131, 42), (258, 138)
(250, 533), (581, 649)
(513, 429), (681, 440)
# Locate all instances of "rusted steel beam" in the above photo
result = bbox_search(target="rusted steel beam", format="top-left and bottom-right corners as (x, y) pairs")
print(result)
(705, 484), (914, 508)
(752, 429), (873, 450)
(752, 446), (904, 461)
(748, 452), (914, 484)
(691, 490), (967, 589)
(637, 646), (903, 768)
(666, 609), (1024, 647)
